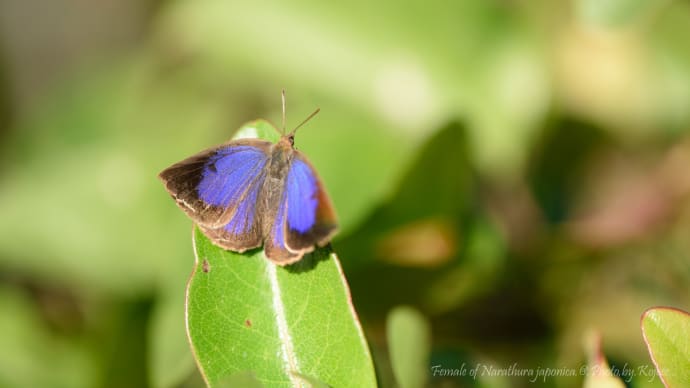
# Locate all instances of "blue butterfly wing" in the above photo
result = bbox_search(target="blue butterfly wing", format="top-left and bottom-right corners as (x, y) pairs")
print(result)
(264, 152), (337, 264)
(159, 140), (271, 249)
(198, 167), (266, 251)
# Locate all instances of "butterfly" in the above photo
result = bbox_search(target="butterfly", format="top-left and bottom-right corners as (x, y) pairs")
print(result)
(159, 92), (337, 265)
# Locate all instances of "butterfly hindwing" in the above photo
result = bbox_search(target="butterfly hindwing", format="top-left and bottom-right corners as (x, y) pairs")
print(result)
(263, 196), (302, 264)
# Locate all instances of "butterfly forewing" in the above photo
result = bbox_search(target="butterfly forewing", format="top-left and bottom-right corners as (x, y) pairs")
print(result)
(283, 153), (337, 253)
(261, 151), (337, 264)
(158, 139), (272, 229)
(197, 164), (267, 252)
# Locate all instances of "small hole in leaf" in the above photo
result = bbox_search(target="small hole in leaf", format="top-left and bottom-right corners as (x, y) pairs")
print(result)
(202, 259), (210, 273)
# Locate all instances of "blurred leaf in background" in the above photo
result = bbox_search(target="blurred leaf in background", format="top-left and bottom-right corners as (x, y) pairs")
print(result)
(0, 0), (689, 387)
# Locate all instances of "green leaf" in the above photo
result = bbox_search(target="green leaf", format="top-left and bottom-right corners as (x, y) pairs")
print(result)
(215, 371), (264, 388)
(291, 372), (332, 388)
(641, 307), (690, 387)
(186, 227), (376, 387)
(233, 119), (282, 143)
(386, 306), (431, 388)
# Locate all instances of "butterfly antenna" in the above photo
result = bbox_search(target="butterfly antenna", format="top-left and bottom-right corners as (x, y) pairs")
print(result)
(290, 108), (320, 135)
(281, 89), (287, 135)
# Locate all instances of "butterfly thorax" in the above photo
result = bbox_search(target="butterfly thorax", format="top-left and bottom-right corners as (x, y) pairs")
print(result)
(266, 136), (295, 180)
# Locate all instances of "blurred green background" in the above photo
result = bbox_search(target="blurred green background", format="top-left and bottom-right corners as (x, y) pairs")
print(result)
(0, 0), (689, 387)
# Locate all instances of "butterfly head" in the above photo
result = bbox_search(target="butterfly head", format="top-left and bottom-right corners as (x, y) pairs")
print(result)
(277, 134), (296, 153)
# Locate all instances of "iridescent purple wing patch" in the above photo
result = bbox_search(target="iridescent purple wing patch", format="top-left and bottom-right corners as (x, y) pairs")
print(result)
(197, 145), (268, 208)
(286, 158), (319, 233)
(283, 153), (337, 254)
